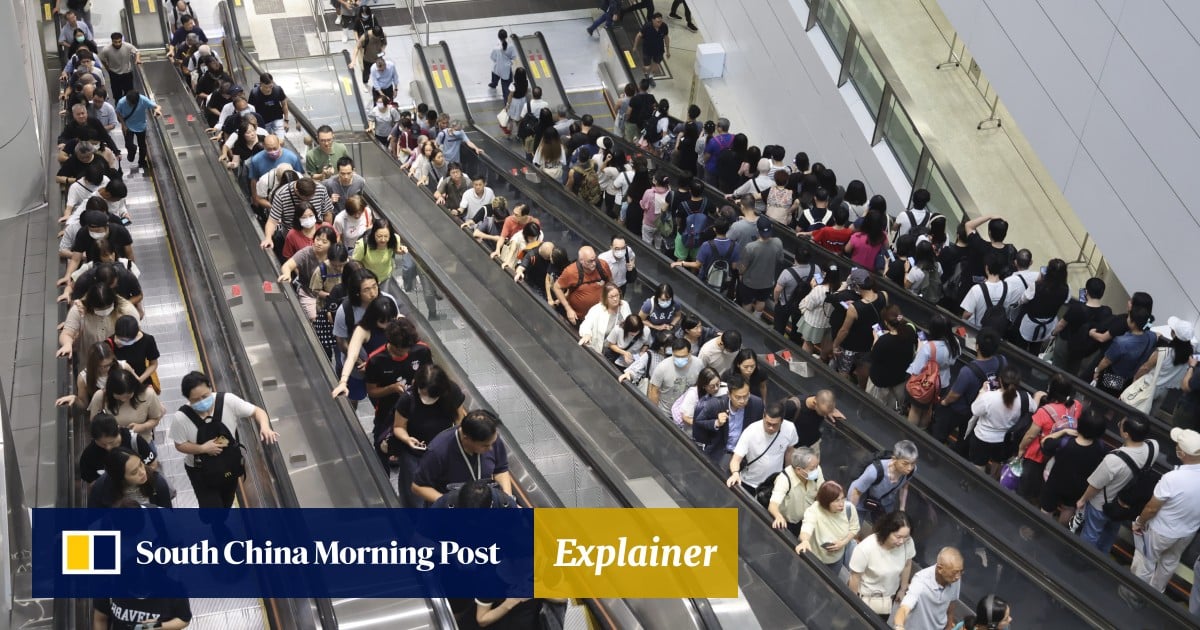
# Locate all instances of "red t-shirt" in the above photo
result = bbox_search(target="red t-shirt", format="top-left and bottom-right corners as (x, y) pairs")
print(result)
(812, 226), (854, 254)
(1023, 401), (1081, 463)
(555, 259), (612, 315)
(501, 216), (541, 240)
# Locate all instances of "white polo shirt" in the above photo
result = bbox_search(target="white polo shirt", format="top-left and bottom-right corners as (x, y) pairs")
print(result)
(1149, 463), (1200, 539)
(733, 420), (798, 488)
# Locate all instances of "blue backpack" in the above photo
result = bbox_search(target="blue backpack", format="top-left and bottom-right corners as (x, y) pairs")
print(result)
(682, 211), (710, 249)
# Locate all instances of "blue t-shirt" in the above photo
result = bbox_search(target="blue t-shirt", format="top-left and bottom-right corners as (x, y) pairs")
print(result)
(115, 95), (156, 133)
(696, 238), (740, 278)
(1104, 332), (1156, 379)
(948, 355), (1005, 414)
(246, 148), (304, 182)
(438, 129), (468, 164)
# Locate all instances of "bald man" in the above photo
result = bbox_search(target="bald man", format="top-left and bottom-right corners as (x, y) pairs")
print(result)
(893, 547), (963, 630)
(552, 245), (613, 325)
(781, 390), (847, 457)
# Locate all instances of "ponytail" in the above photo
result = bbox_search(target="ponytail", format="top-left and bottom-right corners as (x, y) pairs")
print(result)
(999, 366), (1020, 408)
(499, 29), (508, 50)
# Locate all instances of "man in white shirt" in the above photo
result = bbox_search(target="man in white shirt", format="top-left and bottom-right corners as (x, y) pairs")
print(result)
(597, 235), (637, 294)
(1076, 415), (1157, 553)
(698, 330), (742, 375)
(893, 547), (963, 630)
(959, 252), (1007, 327)
(453, 175), (495, 223)
(1003, 249), (1039, 321)
(526, 86), (550, 119)
(1131, 428), (1200, 592)
(727, 407), (797, 493)
(892, 188), (939, 238)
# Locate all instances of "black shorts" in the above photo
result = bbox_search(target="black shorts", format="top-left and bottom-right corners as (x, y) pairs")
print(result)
(968, 435), (1010, 466)
(643, 51), (664, 66)
(737, 284), (771, 305)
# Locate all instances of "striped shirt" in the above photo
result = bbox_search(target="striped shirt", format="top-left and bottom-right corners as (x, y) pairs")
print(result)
(270, 182), (334, 230)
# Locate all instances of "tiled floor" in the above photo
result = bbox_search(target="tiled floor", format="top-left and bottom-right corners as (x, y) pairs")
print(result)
(271, 16), (317, 58)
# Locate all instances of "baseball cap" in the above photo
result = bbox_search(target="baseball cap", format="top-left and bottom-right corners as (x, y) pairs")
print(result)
(1171, 428), (1200, 456)
(1167, 316), (1194, 343)
(847, 268), (870, 291)
(756, 216), (773, 236)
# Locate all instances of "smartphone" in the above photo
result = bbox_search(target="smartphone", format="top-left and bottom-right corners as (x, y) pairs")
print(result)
(821, 542), (837, 550)
(1040, 266), (1047, 275)
(1079, 288), (1088, 302)
(413, 442), (427, 451)
(872, 323), (883, 335)
(886, 249), (896, 261)
(986, 375), (1000, 391)
(812, 270), (825, 285)
(840, 301), (853, 309)
(918, 330), (927, 341)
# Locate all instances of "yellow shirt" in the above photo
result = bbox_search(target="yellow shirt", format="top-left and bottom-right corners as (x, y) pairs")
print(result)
(352, 240), (395, 280)
(770, 466), (824, 523)
(800, 501), (860, 564)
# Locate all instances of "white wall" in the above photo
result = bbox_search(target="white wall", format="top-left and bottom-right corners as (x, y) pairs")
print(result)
(937, 0), (1200, 322)
(1, 0), (50, 218)
(688, 0), (906, 211)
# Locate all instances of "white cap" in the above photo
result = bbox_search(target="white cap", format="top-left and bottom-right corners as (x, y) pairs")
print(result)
(1167, 316), (1194, 342)
(1171, 428), (1200, 457)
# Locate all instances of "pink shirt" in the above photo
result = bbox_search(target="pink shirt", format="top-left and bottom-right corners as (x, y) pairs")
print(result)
(847, 231), (887, 269)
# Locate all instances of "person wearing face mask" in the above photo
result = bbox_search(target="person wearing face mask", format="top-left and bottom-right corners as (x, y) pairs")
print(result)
(263, 176), (335, 258)
(57, 10), (93, 58)
(107, 315), (160, 392)
(58, 282), (138, 365)
(693, 373), (765, 468)
(171, 371), (278, 508)
(648, 337), (704, 414)
(247, 135), (303, 214)
(597, 235), (637, 296)
(769, 447), (823, 535)
(391, 364), (468, 506)
(638, 283), (683, 332)
(281, 205), (336, 260)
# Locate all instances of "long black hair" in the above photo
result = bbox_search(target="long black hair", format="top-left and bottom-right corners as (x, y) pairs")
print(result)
(103, 447), (160, 506)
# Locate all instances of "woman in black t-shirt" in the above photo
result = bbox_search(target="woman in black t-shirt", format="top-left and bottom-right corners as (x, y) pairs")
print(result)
(1039, 408), (1109, 526)
(868, 304), (917, 412)
(1011, 258), (1070, 354)
(722, 348), (768, 401)
(392, 364), (467, 506)
(109, 315), (160, 392)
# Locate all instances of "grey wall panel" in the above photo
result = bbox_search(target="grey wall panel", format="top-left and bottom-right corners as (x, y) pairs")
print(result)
(0, 0), (48, 218)
(1037, 0), (1116, 81)
(937, 0), (1200, 320)
(690, 0), (903, 209)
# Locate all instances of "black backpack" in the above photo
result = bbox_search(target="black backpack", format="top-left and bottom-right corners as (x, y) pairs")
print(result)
(1102, 442), (1161, 521)
(1001, 391), (1033, 457)
(516, 101), (539, 141)
(857, 451), (914, 518)
(570, 259), (610, 292)
(978, 282), (1010, 335)
(178, 395), (245, 485)
(905, 209), (940, 237)
(783, 264), (815, 312)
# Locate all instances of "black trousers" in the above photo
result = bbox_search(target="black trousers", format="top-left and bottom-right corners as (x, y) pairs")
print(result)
(123, 128), (148, 166)
(110, 71), (135, 103)
(671, 0), (693, 21)
(185, 465), (239, 509)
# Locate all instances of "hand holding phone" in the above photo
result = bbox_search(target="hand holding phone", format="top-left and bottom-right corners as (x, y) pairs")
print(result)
(1079, 288), (1087, 302)
(821, 542), (837, 550)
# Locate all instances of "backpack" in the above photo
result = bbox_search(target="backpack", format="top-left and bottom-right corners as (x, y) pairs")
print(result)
(516, 101), (538, 140)
(647, 189), (674, 238)
(1041, 401), (1081, 454)
(703, 240), (735, 294)
(857, 451), (914, 518)
(1102, 442), (1160, 521)
(965, 356), (1008, 399)
(571, 259), (610, 292)
(178, 395), (245, 485)
(941, 256), (969, 306)
(906, 341), (941, 405)
(977, 282), (1010, 335)
(904, 209), (940, 237)
(682, 210), (711, 249)
(782, 264), (815, 311)
(916, 261), (944, 305)
(572, 164), (602, 205)
(801, 207), (828, 231)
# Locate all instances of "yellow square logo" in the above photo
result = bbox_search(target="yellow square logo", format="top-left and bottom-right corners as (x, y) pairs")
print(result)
(62, 531), (121, 575)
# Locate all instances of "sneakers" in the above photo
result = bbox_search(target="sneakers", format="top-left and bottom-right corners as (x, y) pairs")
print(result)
(687, 23), (698, 32)
(647, 77), (657, 88)
(668, 12), (682, 19)
(586, 27), (595, 37)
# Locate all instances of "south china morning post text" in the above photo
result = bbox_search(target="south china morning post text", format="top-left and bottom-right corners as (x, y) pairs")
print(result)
(133, 538), (500, 572)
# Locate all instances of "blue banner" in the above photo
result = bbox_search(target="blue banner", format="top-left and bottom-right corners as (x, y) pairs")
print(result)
(34, 509), (535, 598)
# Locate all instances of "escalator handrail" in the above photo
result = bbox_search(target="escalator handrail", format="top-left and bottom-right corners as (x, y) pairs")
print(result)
(409, 42), (893, 629)
(439, 41), (475, 127)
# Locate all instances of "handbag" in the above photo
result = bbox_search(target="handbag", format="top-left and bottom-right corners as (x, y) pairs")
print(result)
(1120, 347), (1166, 413)
(1099, 370), (1128, 392)
(860, 593), (894, 616)
(496, 108), (510, 128)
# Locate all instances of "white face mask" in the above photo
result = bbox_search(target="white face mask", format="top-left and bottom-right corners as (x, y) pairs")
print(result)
(299, 217), (317, 229)
(94, 306), (115, 317)
(612, 249), (626, 259)
(88, 229), (107, 239)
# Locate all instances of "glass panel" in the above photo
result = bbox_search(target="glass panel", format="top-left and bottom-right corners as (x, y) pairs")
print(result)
(918, 160), (964, 234)
(847, 38), (885, 117)
(815, 0), (852, 60)
(882, 100), (923, 179)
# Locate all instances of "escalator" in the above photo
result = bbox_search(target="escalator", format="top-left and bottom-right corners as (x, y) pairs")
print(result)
(414, 40), (1200, 629)
(499, 27), (1200, 605)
